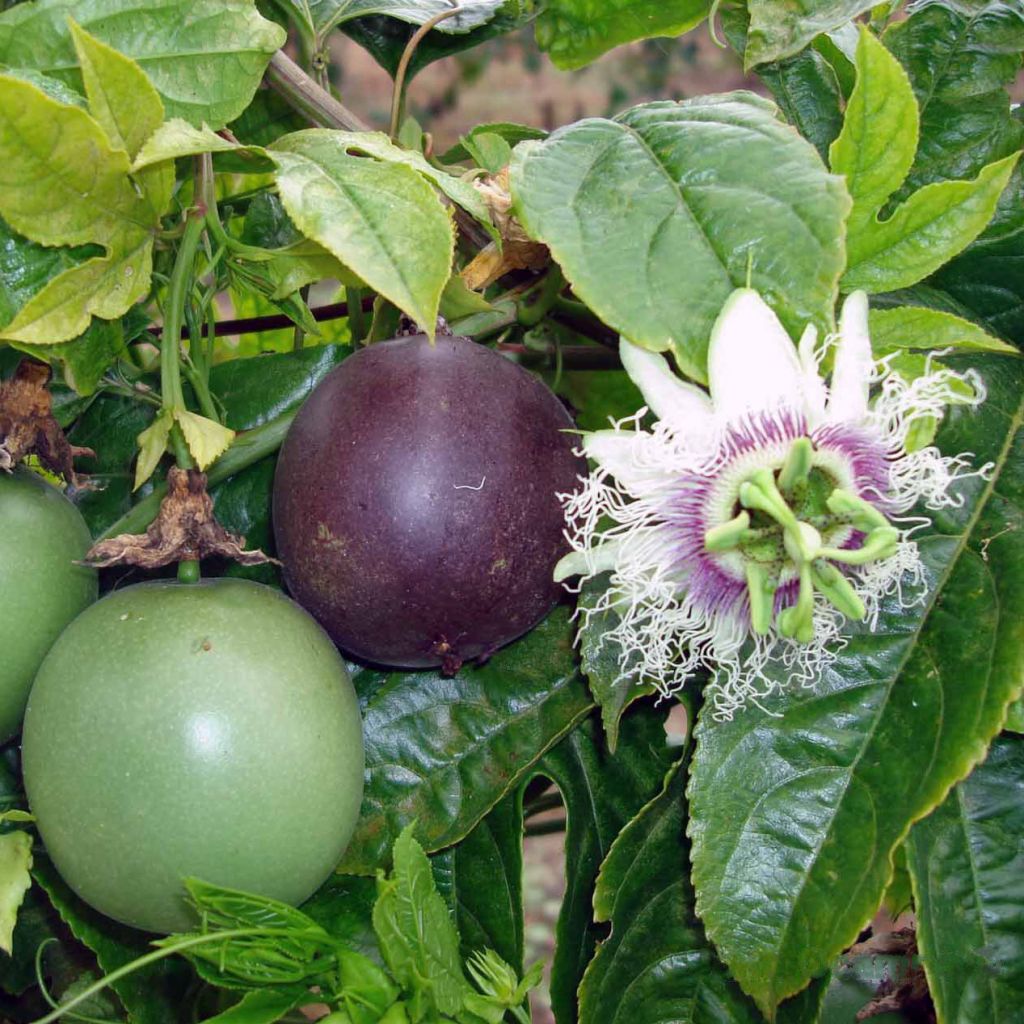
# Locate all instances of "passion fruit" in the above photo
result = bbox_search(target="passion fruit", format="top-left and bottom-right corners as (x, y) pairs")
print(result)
(23, 578), (365, 933)
(0, 468), (96, 742)
(272, 333), (584, 670)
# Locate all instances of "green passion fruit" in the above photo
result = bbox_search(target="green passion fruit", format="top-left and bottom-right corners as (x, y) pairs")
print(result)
(0, 468), (96, 743)
(23, 578), (365, 933)
(272, 333), (585, 670)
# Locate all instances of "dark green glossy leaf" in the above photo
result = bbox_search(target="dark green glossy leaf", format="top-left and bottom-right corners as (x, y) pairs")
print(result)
(720, 3), (843, 162)
(577, 576), (655, 754)
(689, 353), (1024, 1015)
(342, 3), (531, 79)
(431, 791), (524, 971)
(906, 733), (1024, 1022)
(34, 856), (196, 1024)
(300, 873), (378, 962)
(744, 0), (874, 68)
(511, 96), (850, 383)
(340, 607), (593, 874)
(884, 0), (1024, 344)
(579, 755), (762, 1024)
(0, 0), (285, 128)
(534, 0), (709, 71)
(538, 705), (674, 1024)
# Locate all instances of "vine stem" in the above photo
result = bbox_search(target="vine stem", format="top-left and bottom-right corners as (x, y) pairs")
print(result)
(389, 4), (464, 141)
(29, 928), (296, 1024)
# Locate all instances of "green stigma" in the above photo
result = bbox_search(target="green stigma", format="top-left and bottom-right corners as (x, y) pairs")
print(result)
(703, 437), (899, 642)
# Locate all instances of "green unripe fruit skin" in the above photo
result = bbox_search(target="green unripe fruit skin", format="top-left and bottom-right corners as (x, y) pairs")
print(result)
(23, 578), (365, 933)
(0, 468), (96, 742)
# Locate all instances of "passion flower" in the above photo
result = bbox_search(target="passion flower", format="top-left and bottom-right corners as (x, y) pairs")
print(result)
(555, 289), (987, 717)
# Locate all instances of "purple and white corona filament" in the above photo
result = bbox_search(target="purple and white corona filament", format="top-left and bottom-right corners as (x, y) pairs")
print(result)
(555, 288), (988, 717)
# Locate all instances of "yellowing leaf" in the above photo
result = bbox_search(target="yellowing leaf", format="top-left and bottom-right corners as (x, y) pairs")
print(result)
(0, 831), (32, 955)
(132, 118), (259, 171)
(174, 410), (235, 470)
(134, 409), (173, 491)
(0, 73), (159, 342)
(69, 19), (172, 218)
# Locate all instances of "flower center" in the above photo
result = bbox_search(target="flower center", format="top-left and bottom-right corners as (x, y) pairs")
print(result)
(703, 438), (898, 642)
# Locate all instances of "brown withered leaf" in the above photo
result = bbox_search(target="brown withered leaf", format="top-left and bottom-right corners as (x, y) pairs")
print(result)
(461, 168), (549, 290)
(0, 360), (94, 485)
(84, 467), (278, 569)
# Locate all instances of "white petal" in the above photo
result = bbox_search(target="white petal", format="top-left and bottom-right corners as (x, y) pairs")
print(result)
(827, 291), (872, 424)
(798, 323), (827, 427)
(583, 430), (675, 496)
(618, 338), (713, 434)
(553, 540), (622, 582)
(708, 289), (804, 423)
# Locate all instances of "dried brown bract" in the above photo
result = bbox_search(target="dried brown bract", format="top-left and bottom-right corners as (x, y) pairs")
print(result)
(0, 360), (94, 486)
(84, 467), (278, 569)
(461, 168), (549, 290)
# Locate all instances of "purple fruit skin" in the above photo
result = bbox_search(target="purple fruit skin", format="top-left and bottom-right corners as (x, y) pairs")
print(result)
(272, 334), (585, 669)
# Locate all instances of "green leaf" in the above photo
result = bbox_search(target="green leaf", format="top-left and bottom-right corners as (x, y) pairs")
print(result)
(688, 353), (1024, 1016)
(335, 947), (400, 1024)
(133, 119), (256, 169)
(440, 122), (547, 165)
(830, 27), (1021, 294)
(291, 0), (507, 45)
(538, 705), (674, 1024)
(0, 0), (286, 128)
(0, 831), (31, 955)
(342, 4), (533, 79)
(511, 95), (850, 383)
(199, 988), (308, 1024)
(828, 28), (919, 241)
(718, 4), (843, 163)
(534, 0), (710, 71)
(819, 953), (916, 1023)
(577, 576), (655, 753)
(884, 0), (1024, 346)
(1006, 698), (1024, 734)
(0, 74), (156, 343)
(745, 0), (875, 69)
(843, 155), (1019, 293)
(13, 316), (128, 396)
(869, 306), (1015, 355)
(340, 607), (592, 873)
(430, 792), (524, 971)
(373, 824), (468, 1019)
(906, 733), (1024, 1022)
(579, 755), (762, 1024)
(271, 131), (453, 335)
(307, 129), (495, 237)
(34, 855), (197, 1024)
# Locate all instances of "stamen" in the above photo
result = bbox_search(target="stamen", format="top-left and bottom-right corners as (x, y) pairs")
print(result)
(704, 511), (751, 552)
(812, 561), (866, 620)
(778, 562), (815, 642)
(822, 526), (899, 565)
(745, 562), (776, 635)
(826, 488), (889, 532)
(777, 437), (814, 492)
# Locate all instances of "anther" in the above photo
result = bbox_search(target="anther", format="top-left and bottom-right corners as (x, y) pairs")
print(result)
(704, 511), (751, 552)
(821, 526), (899, 565)
(778, 562), (815, 643)
(777, 437), (814, 493)
(826, 488), (889, 532)
(812, 561), (866, 620)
